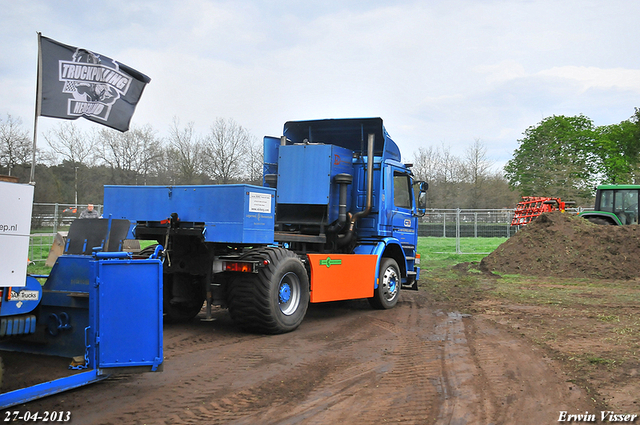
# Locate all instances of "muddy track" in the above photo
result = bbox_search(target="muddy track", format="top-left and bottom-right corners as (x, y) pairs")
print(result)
(5, 291), (592, 424)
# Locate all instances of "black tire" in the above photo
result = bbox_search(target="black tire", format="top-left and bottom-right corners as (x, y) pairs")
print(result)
(227, 247), (309, 334)
(163, 273), (205, 323)
(585, 216), (615, 225)
(369, 257), (401, 309)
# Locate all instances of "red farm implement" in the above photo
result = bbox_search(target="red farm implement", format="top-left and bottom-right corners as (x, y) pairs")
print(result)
(511, 197), (569, 226)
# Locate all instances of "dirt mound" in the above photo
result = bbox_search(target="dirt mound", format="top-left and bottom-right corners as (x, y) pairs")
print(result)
(480, 212), (640, 279)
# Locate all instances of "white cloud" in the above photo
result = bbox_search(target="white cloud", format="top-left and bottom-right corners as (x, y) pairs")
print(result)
(538, 66), (640, 93)
(2, 0), (640, 175)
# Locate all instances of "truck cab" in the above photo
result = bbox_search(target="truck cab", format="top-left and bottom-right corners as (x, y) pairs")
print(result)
(264, 118), (427, 291)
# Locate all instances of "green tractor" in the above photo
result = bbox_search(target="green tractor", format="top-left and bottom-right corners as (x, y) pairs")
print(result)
(580, 185), (640, 225)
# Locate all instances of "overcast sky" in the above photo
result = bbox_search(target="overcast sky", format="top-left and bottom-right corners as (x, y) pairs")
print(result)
(2, 0), (639, 171)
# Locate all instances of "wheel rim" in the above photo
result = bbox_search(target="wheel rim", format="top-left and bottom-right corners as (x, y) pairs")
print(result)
(381, 265), (399, 302)
(279, 272), (301, 316)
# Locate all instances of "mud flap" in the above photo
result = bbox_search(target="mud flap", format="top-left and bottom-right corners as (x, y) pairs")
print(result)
(307, 254), (377, 303)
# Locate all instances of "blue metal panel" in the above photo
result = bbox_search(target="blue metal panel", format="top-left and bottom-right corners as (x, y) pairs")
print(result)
(0, 256), (91, 357)
(0, 370), (107, 410)
(263, 136), (280, 183)
(351, 157), (383, 237)
(103, 184), (275, 244)
(0, 276), (42, 317)
(353, 238), (409, 289)
(277, 144), (332, 205)
(92, 257), (163, 370)
(276, 144), (354, 224)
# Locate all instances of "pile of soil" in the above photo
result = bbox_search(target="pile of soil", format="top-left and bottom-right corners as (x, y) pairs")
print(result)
(480, 212), (640, 279)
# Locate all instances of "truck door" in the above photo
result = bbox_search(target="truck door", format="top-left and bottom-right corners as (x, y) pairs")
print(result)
(391, 170), (417, 247)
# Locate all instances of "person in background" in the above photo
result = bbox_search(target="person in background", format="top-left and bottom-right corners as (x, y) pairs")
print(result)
(79, 203), (99, 219)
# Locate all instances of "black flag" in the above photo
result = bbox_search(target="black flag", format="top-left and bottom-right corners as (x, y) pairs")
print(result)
(37, 34), (151, 132)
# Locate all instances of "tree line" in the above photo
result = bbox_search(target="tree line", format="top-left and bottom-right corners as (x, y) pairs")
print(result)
(4, 109), (637, 209)
(0, 115), (263, 204)
(411, 139), (519, 209)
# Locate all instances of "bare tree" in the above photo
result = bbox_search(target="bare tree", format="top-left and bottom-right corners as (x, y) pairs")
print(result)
(44, 122), (96, 166)
(96, 124), (163, 184)
(434, 143), (463, 208)
(244, 137), (264, 185)
(0, 114), (32, 175)
(166, 117), (204, 184)
(411, 146), (439, 182)
(461, 139), (493, 208)
(203, 118), (251, 184)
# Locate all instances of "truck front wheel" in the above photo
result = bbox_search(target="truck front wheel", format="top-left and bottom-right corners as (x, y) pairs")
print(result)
(369, 257), (401, 309)
(227, 247), (309, 334)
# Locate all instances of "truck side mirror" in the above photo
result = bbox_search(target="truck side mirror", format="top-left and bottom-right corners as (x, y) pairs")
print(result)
(413, 181), (428, 217)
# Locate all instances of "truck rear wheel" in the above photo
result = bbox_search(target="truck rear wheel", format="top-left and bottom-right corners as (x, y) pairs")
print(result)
(163, 273), (205, 323)
(227, 247), (309, 334)
(369, 257), (401, 309)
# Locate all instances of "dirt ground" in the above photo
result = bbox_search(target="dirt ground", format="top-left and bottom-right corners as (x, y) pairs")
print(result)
(1, 292), (593, 424)
(2, 212), (638, 423)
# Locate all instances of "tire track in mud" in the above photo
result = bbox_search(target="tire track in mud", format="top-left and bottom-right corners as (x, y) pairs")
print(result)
(434, 311), (487, 424)
(161, 308), (395, 424)
(19, 291), (591, 424)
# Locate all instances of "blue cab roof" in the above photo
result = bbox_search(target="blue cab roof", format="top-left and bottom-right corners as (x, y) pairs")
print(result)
(283, 117), (401, 162)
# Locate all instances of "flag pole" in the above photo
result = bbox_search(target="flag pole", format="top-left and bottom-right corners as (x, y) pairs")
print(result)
(30, 32), (43, 185)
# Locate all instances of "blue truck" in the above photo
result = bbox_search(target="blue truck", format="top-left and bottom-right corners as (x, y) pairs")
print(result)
(104, 118), (428, 333)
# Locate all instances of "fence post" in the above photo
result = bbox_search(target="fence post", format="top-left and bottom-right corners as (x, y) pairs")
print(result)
(474, 212), (478, 238)
(456, 208), (461, 254)
(443, 213), (446, 237)
(53, 203), (59, 235)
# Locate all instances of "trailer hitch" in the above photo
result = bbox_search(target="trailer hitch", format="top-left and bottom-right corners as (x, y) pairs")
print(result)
(46, 312), (72, 336)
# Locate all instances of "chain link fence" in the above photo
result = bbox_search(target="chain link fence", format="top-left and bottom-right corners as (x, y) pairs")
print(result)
(29, 203), (103, 264)
(27, 204), (586, 262)
(420, 208), (585, 254)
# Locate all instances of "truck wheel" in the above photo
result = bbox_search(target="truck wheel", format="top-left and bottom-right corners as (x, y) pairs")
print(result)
(369, 257), (401, 309)
(163, 273), (205, 323)
(227, 247), (309, 334)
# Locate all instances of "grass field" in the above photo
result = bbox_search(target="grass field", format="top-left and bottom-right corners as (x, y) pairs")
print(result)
(417, 236), (507, 271)
(26, 236), (506, 276)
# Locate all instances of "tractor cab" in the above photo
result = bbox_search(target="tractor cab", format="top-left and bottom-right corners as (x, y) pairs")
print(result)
(580, 185), (640, 225)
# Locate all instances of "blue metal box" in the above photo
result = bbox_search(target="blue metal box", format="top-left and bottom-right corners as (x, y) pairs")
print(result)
(276, 144), (353, 224)
(103, 185), (275, 244)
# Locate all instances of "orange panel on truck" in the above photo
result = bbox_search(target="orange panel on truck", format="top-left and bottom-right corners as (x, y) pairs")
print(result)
(307, 254), (377, 303)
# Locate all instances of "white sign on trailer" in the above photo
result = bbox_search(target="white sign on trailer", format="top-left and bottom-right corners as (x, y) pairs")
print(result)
(0, 181), (34, 287)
